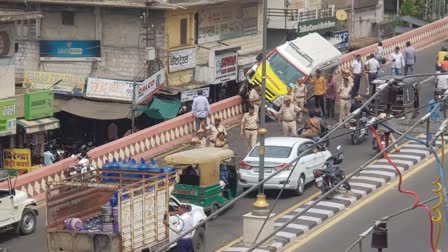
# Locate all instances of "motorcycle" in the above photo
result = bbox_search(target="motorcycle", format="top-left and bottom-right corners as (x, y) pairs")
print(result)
(297, 122), (331, 148)
(349, 112), (369, 145)
(313, 145), (351, 199)
(63, 155), (96, 181)
(367, 117), (387, 154)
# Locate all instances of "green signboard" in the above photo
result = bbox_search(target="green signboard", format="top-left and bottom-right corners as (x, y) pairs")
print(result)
(24, 90), (54, 120)
(297, 17), (337, 37)
(0, 98), (16, 136)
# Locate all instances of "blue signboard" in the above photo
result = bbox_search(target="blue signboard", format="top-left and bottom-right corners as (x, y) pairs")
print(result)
(333, 30), (349, 52)
(39, 40), (101, 59)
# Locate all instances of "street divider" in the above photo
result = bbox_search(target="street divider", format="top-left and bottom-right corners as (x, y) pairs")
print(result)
(1, 17), (448, 202)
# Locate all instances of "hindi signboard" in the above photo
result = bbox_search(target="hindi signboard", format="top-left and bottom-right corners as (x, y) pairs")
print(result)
(181, 87), (210, 102)
(169, 48), (196, 72)
(210, 49), (238, 83)
(86, 78), (134, 102)
(3, 148), (31, 171)
(23, 71), (86, 97)
(0, 98), (16, 137)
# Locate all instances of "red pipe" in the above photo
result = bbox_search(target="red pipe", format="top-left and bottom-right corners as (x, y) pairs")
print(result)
(370, 127), (435, 252)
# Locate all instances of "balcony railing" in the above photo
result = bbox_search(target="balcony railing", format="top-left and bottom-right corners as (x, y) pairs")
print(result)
(267, 5), (335, 22)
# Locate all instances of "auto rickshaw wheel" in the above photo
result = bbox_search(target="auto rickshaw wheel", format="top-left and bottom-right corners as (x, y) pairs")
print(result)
(207, 204), (219, 220)
(193, 226), (206, 252)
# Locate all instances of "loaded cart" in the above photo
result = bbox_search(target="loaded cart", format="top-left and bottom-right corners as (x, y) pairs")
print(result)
(46, 169), (178, 252)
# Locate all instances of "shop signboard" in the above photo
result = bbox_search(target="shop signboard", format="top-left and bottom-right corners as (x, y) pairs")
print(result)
(238, 63), (254, 82)
(0, 98), (16, 136)
(181, 87), (210, 102)
(332, 30), (349, 52)
(24, 90), (54, 120)
(297, 17), (336, 37)
(210, 48), (238, 84)
(23, 71), (86, 97)
(86, 78), (134, 102)
(3, 148), (31, 171)
(39, 40), (101, 61)
(169, 48), (196, 72)
(198, 2), (258, 44)
(135, 69), (166, 105)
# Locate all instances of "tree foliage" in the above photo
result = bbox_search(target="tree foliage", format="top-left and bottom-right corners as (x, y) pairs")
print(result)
(399, 0), (426, 18)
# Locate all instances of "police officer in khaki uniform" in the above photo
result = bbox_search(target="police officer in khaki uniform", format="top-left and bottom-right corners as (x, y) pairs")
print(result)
(240, 105), (259, 152)
(249, 86), (261, 116)
(283, 86), (295, 105)
(293, 78), (307, 124)
(338, 69), (353, 126)
(278, 97), (305, 136)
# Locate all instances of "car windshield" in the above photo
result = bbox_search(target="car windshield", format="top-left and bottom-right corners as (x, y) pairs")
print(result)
(249, 146), (292, 158)
(268, 52), (304, 86)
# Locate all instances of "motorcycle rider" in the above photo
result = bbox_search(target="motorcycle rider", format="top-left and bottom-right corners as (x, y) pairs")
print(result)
(350, 95), (373, 116)
(300, 110), (321, 139)
(313, 109), (330, 136)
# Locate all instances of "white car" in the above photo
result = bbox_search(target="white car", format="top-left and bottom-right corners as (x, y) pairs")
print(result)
(0, 172), (38, 235)
(239, 137), (332, 195)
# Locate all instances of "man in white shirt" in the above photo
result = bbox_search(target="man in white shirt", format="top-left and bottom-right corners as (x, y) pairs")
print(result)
(365, 54), (380, 96)
(351, 54), (363, 97)
(389, 46), (405, 76)
(163, 205), (193, 252)
(374, 41), (384, 63)
(192, 90), (210, 131)
(436, 69), (448, 93)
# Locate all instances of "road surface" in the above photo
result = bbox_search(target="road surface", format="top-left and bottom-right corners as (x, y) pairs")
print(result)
(0, 40), (446, 252)
(287, 159), (448, 252)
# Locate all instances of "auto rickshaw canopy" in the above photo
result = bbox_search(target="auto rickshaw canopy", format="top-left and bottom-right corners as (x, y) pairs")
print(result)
(164, 147), (235, 186)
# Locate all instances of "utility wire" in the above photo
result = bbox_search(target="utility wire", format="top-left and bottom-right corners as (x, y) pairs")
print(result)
(247, 110), (437, 251)
(157, 74), (446, 252)
(344, 192), (448, 252)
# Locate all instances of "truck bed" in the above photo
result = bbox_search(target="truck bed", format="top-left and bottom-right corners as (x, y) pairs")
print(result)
(46, 170), (177, 252)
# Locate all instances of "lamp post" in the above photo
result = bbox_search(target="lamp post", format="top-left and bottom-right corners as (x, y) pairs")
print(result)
(253, 0), (270, 215)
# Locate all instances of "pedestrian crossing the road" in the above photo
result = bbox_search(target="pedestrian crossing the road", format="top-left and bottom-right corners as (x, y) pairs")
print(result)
(223, 135), (445, 252)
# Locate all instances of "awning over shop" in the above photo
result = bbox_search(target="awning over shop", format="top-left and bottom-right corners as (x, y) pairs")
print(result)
(17, 117), (60, 134)
(138, 97), (180, 120)
(54, 98), (138, 120)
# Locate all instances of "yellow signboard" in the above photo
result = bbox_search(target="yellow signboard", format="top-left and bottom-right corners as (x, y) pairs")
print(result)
(3, 148), (32, 171)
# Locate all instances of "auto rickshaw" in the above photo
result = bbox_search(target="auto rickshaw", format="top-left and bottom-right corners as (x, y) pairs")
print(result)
(164, 147), (238, 215)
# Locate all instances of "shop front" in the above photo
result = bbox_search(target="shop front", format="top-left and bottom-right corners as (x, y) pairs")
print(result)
(0, 98), (17, 170)
(16, 90), (60, 166)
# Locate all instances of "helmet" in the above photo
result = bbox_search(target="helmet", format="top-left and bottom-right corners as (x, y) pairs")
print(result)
(80, 145), (88, 153)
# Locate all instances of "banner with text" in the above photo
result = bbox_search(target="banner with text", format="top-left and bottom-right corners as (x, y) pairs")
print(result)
(23, 71), (86, 97)
(181, 87), (210, 102)
(135, 69), (166, 105)
(3, 148), (31, 171)
(169, 48), (196, 72)
(0, 98), (16, 137)
(86, 78), (133, 102)
(198, 2), (258, 44)
(210, 48), (238, 83)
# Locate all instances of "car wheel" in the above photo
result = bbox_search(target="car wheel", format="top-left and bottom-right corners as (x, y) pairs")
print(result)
(193, 226), (206, 252)
(294, 175), (305, 196)
(18, 209), (37, 235)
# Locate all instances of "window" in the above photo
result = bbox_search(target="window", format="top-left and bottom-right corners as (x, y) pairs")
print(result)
(180, 18), (188, 45)
(62, 11), (75, 26)
(298, 142), (315, 156)
(194, 13), (199, 44)
(249, 146), (292, 158)
(268, 52), (305, 86)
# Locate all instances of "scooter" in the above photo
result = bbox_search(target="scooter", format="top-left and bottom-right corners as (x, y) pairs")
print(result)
(313, 145), (350, 199)
(349, 112), (369, 145)
(297, 123), (331, 148)
(367, 117), (387, 154)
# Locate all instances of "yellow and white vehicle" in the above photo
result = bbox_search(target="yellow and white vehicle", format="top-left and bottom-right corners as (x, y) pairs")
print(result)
(244, 32), (342, 120)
